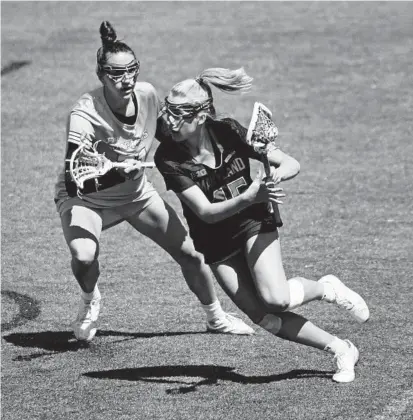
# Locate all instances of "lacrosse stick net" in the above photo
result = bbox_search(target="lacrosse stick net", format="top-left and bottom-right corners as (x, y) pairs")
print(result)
(246, 102), (279, 218)
(69, 142), (155, 189)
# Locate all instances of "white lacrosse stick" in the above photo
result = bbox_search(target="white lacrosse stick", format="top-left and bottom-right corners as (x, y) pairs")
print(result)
(246, 102), (279, 218)
(69, 143), (155, 189)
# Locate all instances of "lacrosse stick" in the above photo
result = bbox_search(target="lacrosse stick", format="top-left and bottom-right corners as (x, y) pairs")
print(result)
(246, 102), (279, 219)
(70, 143), (155, 189)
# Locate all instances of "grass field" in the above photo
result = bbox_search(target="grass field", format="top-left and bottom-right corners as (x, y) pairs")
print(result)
(2, 1), (413, 419)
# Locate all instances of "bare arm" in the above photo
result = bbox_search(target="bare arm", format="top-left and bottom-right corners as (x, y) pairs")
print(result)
(267, 148), (300, 184)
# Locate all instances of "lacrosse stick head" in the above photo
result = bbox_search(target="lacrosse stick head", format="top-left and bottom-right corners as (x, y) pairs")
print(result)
(246, 102), (279, 154)
(69, 143), (114, 189)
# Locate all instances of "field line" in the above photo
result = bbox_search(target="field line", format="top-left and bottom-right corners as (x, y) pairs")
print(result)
(373, 388), (413, 420)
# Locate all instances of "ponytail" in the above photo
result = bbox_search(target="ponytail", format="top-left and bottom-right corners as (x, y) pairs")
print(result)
(167, 67), (253, 120)
(195, 67), (253, 94)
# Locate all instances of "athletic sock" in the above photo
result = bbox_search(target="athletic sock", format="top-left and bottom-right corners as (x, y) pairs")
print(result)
(324, 336), (349, 354)
(201, 300), (227, 322)
(81, 285), (100, 301)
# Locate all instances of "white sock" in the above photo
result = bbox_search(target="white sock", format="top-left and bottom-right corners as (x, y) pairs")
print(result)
(321, 282), (336, 302)
(201, 300), (226, 322)
(324, 337), (348, 354)
(82, 285), (100, 301)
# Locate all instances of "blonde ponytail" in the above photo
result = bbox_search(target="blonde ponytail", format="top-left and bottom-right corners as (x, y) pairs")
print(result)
(195, 67), (253, 93)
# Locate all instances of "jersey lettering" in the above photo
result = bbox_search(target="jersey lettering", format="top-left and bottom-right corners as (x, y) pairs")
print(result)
(225, 157), (246, 178)
(227, 177), (248, 197)
(212, 176), (247, 202)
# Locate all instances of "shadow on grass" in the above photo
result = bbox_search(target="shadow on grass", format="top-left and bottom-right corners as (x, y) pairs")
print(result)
(2, 329), (206, 361)
(1, 290), (41, 332)
(84, 365), (333, 393)
(1, 60), (31, 76)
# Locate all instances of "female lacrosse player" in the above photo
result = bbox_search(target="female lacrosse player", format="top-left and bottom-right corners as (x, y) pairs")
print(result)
(154, 67), (370, 383)
(54, 22), (254, 343)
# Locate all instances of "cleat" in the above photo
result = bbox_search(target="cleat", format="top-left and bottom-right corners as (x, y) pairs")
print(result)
(332, 340), (359, 383)
(206, 313), (254, 335)
(319, 275), (370, 323)
(72, 287), (101, 342)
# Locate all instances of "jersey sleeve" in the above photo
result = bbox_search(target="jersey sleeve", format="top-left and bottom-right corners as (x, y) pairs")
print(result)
(155, 147), (195, 193)
(147, 82), (162, 116)
(220, 118), (278, 160)
(155, 116), (172, 144)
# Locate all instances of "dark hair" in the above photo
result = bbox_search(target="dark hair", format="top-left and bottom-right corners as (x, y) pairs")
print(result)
(96, 21), (136, 76)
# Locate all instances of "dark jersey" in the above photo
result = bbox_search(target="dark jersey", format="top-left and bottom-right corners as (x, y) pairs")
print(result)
(155, 117), (283, 263)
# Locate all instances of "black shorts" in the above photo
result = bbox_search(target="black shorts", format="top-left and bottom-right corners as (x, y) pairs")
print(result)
(188, 202), (282, 264)
(206, 221), (279, 264)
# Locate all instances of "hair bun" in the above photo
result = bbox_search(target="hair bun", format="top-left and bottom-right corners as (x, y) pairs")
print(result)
(99, 21), (117, 45)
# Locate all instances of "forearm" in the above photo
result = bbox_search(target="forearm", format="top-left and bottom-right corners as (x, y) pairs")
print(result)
(268, 151), (300, 182)
(274, 159), (300, 181)
(196, 193), (253, 224)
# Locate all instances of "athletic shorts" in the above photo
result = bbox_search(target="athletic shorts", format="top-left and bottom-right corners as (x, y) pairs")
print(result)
(55, 179), (158, 230)
(202, 220), (279, 265)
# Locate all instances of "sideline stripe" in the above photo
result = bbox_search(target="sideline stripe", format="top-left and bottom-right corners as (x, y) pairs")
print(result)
(373, 388), (413, 420)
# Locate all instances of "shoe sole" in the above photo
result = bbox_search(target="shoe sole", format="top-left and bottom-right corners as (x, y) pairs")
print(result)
(206, 326), (254, 335)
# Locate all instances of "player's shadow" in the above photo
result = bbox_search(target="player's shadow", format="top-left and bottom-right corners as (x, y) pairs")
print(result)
(1, 60), (31, 76)
(2, 330), (206, 361)
(1, 290), (41, 332)
(84, 365), (333, 394)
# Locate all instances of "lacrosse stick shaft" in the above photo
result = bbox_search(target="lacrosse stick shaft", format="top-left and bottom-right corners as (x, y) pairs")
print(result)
(262, 155), (278, 222)
(112, 161), (156, 169)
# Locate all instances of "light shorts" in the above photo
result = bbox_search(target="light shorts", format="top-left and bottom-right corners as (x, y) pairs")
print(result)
(56, 179), (159, 230)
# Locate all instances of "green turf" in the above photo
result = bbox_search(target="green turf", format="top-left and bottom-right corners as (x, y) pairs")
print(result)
(2, 2), (413, 419)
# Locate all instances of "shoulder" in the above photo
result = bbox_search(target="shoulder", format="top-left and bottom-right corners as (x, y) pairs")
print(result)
(155, 147), (187, 181)
(209, 117), (248, 139)
(209, 117), (261, 159)
(155, 139), (183, 165)
(208, 118), (248, 150)
(155, 136), (190, 176)
(70, 87), (103, 115)
(134, 81), (158, 99)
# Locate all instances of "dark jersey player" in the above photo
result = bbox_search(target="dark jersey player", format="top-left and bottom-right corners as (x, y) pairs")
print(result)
(155, 67), (370, 383)
(156, 116), (282, 264)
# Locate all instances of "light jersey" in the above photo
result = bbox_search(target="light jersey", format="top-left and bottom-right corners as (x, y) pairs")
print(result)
(54, 81), (160, 208)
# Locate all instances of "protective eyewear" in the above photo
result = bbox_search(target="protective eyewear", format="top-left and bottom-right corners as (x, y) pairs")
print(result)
(162, 97), (212, 121)
(101, 61), (140, 82)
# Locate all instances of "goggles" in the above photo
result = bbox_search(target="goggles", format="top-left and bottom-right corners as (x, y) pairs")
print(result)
(101, 61), (140, 82)
(162, 97), (212, 124)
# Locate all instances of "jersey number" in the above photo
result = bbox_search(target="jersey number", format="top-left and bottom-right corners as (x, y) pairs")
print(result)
(212, 177), (248, 201)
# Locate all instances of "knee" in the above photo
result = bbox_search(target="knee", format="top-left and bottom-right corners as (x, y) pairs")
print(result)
(69, 238), (98, 265)
(260, 289), (290, 313)
(175, 247), (204, 270)
(257, 314), (283, 335)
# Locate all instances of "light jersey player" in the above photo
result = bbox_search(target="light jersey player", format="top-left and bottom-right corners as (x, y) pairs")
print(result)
(54, 81), (159, 207)
(54, 21), (254, 343)
(155, 67), (370, 383)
